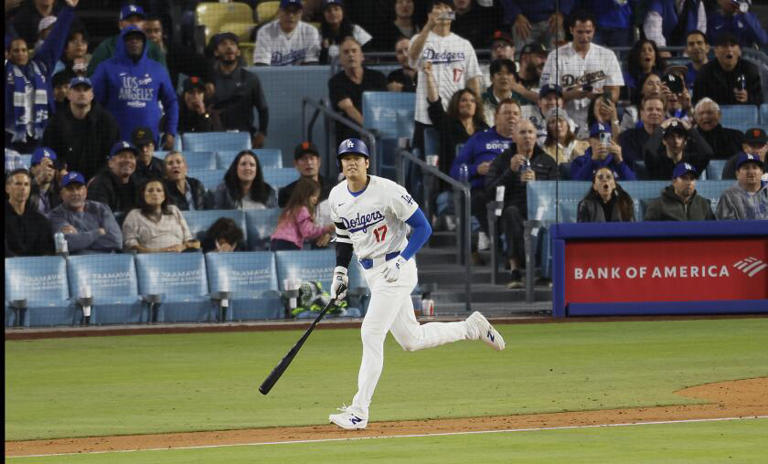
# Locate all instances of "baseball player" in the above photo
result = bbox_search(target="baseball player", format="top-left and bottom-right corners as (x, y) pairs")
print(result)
(327, 138), (505, 430)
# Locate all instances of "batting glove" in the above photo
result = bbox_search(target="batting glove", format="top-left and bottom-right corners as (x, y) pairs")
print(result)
(382, 256), (408, 282)
(330, 266), (348, 300)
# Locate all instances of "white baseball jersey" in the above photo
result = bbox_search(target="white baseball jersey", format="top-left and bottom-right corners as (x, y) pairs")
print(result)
(540, 42), (624, 128)
(253, 20), (321, 66)
(329, 175), (418, 260)
(326, 24), (372, 62)
(410, 32), (482, 125)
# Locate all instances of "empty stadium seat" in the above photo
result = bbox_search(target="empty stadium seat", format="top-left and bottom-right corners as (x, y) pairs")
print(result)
(362, 91), (415, 139)
(219, 21), (254, 42)
(719, 105), (758, 130)
(135, 252), (214, 323)
(275, 249), (335, 293)
(693, 180), (732, 213)
(761, 103), (768, 124)
(196, 2), (253, 45)
(217, 148), (283, 169)
(707, 160), (728, 180)
(183, 151), (218, 170)
(183, 209), (246, 242)
(187, 169), (226, 191)
(256, 1), (279, 24)
(5, 256), (74, 327)
(66, 255), (145, 325)
(245, 208), (281, 250)
(182, 132), (251, 152)
(205, 252), (283, 320)
(262, 167), (299, 189)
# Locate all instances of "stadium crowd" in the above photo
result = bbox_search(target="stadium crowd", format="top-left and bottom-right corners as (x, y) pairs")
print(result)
(4, 0), (768, 289)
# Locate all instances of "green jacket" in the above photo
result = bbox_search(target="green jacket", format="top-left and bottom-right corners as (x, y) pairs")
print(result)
(643, 185), (716, 222)
(87, 35), (167, 76)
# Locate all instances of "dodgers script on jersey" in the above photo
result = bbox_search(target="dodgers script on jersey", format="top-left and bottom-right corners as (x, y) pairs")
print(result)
(253, 21), (320, 66)
(329, 176), (418, 260)
(410, 32), (481, 125)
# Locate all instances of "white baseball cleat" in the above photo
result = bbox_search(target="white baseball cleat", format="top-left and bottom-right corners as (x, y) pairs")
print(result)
(329, 405), (368, 430)
(467, 311), (506, 351)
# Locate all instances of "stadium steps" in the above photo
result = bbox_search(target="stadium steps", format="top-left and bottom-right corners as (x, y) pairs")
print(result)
(417, 231), (553, 317)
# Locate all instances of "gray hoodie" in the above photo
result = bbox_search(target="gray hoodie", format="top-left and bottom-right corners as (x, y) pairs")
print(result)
(716, 183), (768, 220)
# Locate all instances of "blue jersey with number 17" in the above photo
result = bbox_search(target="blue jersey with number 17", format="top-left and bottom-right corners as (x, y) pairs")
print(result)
(329, 175), (418, 260)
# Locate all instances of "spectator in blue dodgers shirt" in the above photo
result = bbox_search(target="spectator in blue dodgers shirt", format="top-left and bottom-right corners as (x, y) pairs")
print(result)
(644, 161), (715, 221)
(707, 0), (768, 49)
(253, 0), (321, 66)
(4, 0), (79, 154)
(484, 119), (558, 288)
(90, 25), (178, 150)
(209, 33), (269, 148)
(48, 171), (123, 255)
(87, 141), (141, 215)
(570, 123), (637, 181)
(539, 10), (624, 136)
(643, 117), (713, 180)
(577, 0), (636, 47)
(28, 146), (62, 215)
(5, 168), (55, 257)
(131, 127), (164, 183)
(643, 0), (707, 50)
(408, 0), (483, 154)
(501, 0), (573, 52)
(717, 152), (768, 220)
(450, 99), (521, 251)
(692, 32), (763, 106)
(721, 128), (768, 180)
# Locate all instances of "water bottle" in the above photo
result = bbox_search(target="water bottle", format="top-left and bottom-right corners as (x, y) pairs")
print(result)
(458, 163), (469, 184)
(736, 74), (746, 91)
(54, 232), (68, 255)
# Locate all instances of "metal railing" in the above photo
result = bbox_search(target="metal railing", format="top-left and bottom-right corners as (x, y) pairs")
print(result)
(396, 149), (472, 312)
(301, 98), (378, 177)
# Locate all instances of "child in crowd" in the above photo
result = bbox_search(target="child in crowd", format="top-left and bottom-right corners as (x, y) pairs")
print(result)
(270, 178), (334, 250)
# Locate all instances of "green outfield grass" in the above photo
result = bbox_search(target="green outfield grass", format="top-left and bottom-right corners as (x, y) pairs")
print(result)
(5, 318), (768, 441)
(8, 418), (768, 463)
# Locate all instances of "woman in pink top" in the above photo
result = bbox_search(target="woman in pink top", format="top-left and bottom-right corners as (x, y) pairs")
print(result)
(270, 178), (334, 250)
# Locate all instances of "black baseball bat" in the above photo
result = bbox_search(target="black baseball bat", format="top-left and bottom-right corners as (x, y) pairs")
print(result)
(258, 288), (345, 395)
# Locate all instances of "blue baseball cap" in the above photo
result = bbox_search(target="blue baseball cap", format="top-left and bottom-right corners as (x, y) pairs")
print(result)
(735, 153), (765, 171)
(539, 84), (563, 99)
(31, 147), (57, 166)
(280, 0), (303, 9)
(589, 122), (611, 138)
(119, 4), (145, 21)
(69, 76), (92, 89)
(322, 0), (342, 8)
(61, 171), (86, 188)
(672, 162), (698, 179)
(109, 141), (139, 159)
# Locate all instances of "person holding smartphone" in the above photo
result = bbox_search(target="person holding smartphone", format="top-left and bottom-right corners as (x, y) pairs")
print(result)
(570, 123), (637, 181)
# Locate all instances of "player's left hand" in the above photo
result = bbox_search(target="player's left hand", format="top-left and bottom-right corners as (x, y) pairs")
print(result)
(382, 256), (408, 282)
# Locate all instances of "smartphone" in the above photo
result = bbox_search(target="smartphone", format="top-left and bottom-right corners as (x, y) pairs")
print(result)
(663, 73), (683, 94)
(599, 132), (612, 147)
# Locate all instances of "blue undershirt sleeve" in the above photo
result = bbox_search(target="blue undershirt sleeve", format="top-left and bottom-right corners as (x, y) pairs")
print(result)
(401, 208), (432, 260)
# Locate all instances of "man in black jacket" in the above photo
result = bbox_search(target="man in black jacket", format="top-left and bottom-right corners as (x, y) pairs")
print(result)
(178, 76), (223, 134)
(484, 120), (558, 288)
(278, 141), (333, 208)
(162, 151), (207, 211)
(87, 141), (141, 214)
(5, 168), (55, 257)
(692, 33), (763, 106)
(692, 97), (745, 160)
(42, 76), (120, 179)
(644, 162), (715, 221)
(643, 118), (713, 180)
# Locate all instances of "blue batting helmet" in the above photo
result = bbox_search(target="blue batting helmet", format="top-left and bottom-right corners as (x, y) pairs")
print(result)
(336, 138), (370, 169)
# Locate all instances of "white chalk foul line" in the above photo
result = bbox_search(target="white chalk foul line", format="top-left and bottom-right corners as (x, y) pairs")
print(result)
(10, 415), (768, 459)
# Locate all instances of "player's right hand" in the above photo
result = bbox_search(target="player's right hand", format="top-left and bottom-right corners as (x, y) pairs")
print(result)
(331, 266), (348, 301)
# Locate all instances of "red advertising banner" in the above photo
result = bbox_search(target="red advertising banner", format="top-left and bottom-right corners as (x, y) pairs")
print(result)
(564, 238), (768, 303)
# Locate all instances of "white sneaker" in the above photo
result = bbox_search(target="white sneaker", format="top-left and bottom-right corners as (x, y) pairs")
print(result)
(329, 405), (368, 430)
(466, 311), (505, 351)
(477, 232), (490, 251)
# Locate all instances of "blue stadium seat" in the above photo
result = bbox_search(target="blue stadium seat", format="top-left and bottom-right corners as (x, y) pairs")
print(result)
(694, 180), (732, 213)
(424, 127), (440, 157)
(66, 254), (145, 325)
(245, 208), (281, 250)
(719, 105), (758, 130)
(707, 160), (728, 180)
(5, 256), (74, 327)
(182, 151), (218, 170)
(187, 169), (226, 191)
(183, 209), (246, 242)
(205, 252), (283, 320)
(362, 91), (415, 139)
(761, 103), (768, 124)
(182, 132), (252, 152)
(526, 181), (591, 223)
(262, 167), (299, 189)
(216, 148), (283, 169)
(135, 252), (214, 323)
(274, 249), (335, 293)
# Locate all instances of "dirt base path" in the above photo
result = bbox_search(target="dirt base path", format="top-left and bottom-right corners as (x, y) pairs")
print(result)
(6, 377), (767, 458)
